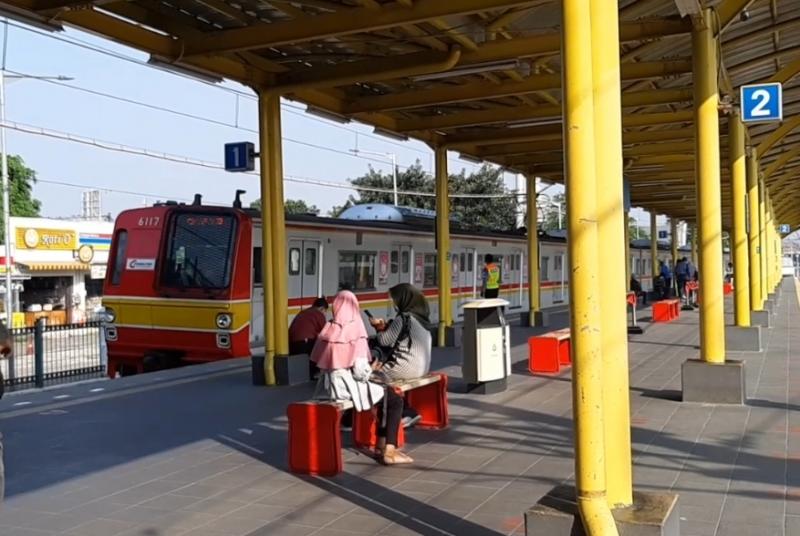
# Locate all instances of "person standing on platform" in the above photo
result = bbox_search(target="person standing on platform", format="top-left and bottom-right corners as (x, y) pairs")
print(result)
(481, 254), (501, 299)
(675, 257), (689, 300)
(659, 260), (673, 298)
(0, 319), (13, 502)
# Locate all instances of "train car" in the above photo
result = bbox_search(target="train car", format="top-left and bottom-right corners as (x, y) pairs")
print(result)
(100, 194), (718, 376)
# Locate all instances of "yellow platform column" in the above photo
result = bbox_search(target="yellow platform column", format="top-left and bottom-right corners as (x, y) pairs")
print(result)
(729, 114), (750, 326)
(527, 175), (541, 326)
(650, 212), (658, 280)
(693, 8), (725, 363)
(435, 146), (452, 347)
(264, 93), (289, 360)
(759, 176), (768, 301)
(257, 91), (277, 385)
(747, 148), (763, 311)
(563, 0), (617, 532)
(591, 0), (632, 508)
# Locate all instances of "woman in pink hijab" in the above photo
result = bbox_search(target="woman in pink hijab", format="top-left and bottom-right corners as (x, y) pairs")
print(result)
(311, 290), (412, 465)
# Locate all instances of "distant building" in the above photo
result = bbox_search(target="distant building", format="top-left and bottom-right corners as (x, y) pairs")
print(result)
(1, 217), (113, 326)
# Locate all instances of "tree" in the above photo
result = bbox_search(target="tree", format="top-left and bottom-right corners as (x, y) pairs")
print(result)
(250, 198), (319, 215)
(629, 217), (649, 240)
(331, 161), (520, 230)
(0, 155), (41, 243)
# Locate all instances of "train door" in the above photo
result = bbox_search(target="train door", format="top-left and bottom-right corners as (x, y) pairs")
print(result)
(386, 244), (412, 316)
(251, 229), (264, 347)
(288, 239), (322, 307)
(509, 248), (523, 308)
(457, 247), (477, 315)
(553, 251), (566, 303)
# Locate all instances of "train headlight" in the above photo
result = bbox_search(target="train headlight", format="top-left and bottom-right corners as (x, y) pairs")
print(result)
(104, 308), (116, 323)
(216, 313), (233, 330)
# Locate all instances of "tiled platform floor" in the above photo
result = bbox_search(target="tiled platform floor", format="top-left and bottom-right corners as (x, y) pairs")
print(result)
(0, 280), (797, 536)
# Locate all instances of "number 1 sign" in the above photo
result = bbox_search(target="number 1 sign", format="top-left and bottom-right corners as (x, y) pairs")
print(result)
(741, 83), (782, 123)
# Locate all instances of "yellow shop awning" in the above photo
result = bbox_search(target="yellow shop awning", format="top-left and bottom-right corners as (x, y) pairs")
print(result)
(19, 262), (91, 272)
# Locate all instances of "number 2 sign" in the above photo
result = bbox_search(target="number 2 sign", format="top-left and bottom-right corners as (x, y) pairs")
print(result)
(741, 83), (782, 123)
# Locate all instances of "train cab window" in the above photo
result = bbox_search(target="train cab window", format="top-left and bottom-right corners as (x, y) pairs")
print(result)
(541, 256), (549, 280)
(401, 251), (410, 274)
(304, 248), (317, 276)
(289, 248), (301, 275)
(423, 254), (437, 287)
(253, 247), (263, 285)
(460, 253), (466, 272)
(161, 213), (237, 290)
(339, 251), (376, 290)
(110, 230), (128, 286)
(467, 252), (474, 272)
(391, 251), (399, 274)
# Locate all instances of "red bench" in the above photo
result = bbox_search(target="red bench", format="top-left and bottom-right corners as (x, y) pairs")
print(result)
(528, 328), (571, 374)
(723, 282), (733, 295)
(287, 373), (448, 476)
(652, 299), (680, 322)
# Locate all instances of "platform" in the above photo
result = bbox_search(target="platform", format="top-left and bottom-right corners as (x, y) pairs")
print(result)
(0, 283), (797, 536)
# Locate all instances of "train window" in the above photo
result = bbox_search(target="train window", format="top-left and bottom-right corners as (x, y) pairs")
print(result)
(554, 255), (563, 271)
(391, 251), (399, 274)
(423, 254), (437, 287)
(460, 253), (466, 272)
(338, 251), (376, 290)
(253, 247), (263, 285)
(467, 252), (473, 272)
(401, 251), (410, 273)
(289, 248), (301, 275)
(110, 230), (128, 286)
(305, 248), (317, 276)
(541, 256), (549, 280)
(161, 213), (238, 290)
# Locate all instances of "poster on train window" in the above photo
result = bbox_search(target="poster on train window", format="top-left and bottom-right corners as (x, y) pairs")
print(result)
(414, 253), (424, 284)
(378, 251), (389, 284)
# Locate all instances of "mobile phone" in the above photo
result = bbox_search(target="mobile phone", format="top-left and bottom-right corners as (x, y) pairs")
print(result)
(364, 309), (374, 319)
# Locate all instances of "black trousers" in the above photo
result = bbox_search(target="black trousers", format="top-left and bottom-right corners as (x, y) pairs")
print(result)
(376, 388), (403, 446)
(289, 339), (318, 377)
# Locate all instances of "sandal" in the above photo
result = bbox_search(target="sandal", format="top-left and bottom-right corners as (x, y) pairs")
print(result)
(381, 445), (413, 465)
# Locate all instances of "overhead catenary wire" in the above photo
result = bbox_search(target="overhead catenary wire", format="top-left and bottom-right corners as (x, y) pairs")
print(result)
(2, 119), (516, 199)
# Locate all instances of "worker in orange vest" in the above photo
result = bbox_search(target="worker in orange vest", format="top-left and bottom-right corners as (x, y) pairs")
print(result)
(481, 254), (501, 299)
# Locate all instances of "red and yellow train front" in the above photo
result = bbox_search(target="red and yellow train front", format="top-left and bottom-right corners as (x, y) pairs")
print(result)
(102, 205), (252, 375)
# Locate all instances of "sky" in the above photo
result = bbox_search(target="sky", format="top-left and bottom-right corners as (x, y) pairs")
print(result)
(0, 20), (680, 230)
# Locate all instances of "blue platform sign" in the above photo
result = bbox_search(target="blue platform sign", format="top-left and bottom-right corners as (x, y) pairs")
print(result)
(224, 142), (255, 172)
(779, 224), (791, 234)
(741, 83), (782, 123)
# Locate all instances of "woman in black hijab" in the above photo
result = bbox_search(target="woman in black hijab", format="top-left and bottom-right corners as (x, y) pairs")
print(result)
(369, 283), (432, 381)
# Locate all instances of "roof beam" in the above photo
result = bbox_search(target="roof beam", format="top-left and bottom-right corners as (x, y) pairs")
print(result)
(268, 47), (462, 94)
(716, 0), (757, 34)
(181, 10), (690, 59)
(756, 115), (800, 159)
(394, 89), (692, 132)
(180, 0), (538, 56)
(344, 60), (691, 114)
(448, 126), (695, 148)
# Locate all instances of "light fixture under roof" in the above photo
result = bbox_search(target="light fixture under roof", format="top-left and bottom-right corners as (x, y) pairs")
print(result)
(305, 106), (351, 124)
(147, 57), (223, 84)
(458, 153), (483, 165)
(373, 127), (409, 142)
(411, 60), (521, 82)
(508, 117), (562, 129)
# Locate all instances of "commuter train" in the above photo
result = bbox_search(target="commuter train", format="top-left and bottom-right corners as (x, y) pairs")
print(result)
(100, 196), (710, 376)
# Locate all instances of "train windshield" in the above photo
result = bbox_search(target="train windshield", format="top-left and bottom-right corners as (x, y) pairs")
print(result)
(161, 212), (237, 290)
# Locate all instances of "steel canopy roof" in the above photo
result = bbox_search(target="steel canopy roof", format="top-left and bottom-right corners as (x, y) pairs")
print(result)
(5, 0), (800, 227)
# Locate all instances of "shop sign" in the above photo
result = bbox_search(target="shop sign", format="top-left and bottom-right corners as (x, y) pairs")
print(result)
(16, 228), (77, 250)
(90, 265), (107, 279)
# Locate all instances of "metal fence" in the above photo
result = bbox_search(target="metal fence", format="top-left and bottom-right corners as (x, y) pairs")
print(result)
(2, 320), (106, 392)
